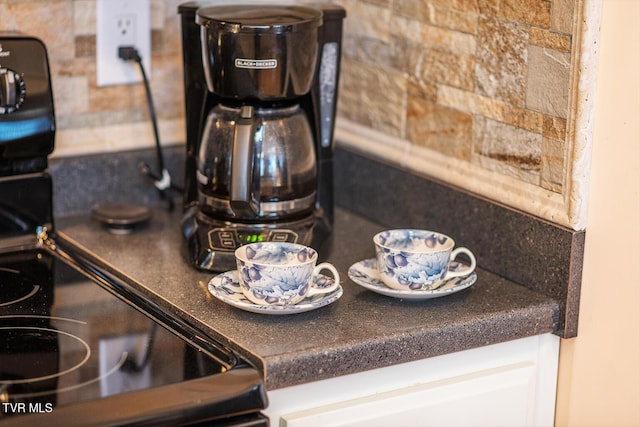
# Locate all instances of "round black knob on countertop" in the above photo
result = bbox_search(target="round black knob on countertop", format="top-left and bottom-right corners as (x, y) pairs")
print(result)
(91, 202), (153, 235)
(0, 67), (26, 114)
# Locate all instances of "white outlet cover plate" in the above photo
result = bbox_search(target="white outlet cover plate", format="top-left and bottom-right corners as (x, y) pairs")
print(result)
(96, 0), (151, 86)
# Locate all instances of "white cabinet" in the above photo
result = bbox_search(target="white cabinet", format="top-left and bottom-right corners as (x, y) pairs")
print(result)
(265, 334), (559, 427)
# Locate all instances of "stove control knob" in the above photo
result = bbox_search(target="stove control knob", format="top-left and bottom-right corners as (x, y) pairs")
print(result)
(0, 68), (26, 114)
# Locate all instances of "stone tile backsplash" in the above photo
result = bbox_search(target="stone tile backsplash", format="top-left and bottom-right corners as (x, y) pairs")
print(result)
(337, 0), (574, 193)
(0, 0), (593, 229)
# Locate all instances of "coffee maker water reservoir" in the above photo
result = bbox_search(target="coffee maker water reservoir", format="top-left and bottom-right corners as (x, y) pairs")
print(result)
(179, 3), (345, 271)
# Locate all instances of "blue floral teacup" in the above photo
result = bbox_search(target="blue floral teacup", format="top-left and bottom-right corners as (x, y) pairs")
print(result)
(373, 229), (476, 291)
(235, 242), (340, 306)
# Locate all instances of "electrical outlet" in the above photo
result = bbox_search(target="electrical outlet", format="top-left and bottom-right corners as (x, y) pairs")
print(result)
(96, 0), (150, 86)
(115, 14), (137, 46)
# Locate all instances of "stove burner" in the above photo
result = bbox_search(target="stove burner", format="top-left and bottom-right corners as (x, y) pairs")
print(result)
(0, 316), (129, 404)
(0, 326), (90, 386)
(0, 268), (40, 308)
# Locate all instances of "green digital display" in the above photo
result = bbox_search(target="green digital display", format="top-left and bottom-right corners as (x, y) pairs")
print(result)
(239, 233), (265, 243)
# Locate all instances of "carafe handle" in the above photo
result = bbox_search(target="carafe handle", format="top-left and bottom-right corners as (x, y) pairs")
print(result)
(230, 106), (260, 215)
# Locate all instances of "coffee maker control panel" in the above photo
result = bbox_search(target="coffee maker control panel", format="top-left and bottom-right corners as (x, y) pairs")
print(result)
(209, 228), (298, 251)
(182, 208), (318, 271)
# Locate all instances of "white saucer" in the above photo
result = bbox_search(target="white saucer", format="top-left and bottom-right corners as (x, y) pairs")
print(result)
(208, 270), (343, 315)
(348, 258), (477, 300)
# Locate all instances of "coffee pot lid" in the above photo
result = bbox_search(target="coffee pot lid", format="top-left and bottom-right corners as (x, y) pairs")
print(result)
(196, 5), (322, 34)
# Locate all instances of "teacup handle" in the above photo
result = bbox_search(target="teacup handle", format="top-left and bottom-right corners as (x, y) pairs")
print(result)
(444, 247), (476, 279)
(307, 262), (341, 297)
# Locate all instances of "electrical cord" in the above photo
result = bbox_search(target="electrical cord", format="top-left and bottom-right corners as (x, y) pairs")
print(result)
(118, 45), (182, 211)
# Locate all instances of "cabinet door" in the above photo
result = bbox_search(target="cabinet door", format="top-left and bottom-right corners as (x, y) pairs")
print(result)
(281, 362), (536, 427)
(267, 335), (560, 426)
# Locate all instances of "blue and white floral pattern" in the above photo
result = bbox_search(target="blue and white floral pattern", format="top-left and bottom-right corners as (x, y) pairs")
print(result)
(208, 271), (342, 315)
(348, 259), (477, 300)
(375, 229), (450, 251)
(235, 242), (336, 306)
(375, 249), (451, 290)
(241, 242), (316, 265)
(237, 259), (314, 305)
(373, 229), (473, 291)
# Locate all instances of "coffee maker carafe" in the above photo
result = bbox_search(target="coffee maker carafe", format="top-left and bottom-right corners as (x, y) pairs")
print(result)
(179, 3), (345, 271)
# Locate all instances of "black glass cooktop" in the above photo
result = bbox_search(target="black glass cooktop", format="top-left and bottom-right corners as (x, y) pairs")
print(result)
(0, 249), (230, 421)
(0, 171), (266, 426)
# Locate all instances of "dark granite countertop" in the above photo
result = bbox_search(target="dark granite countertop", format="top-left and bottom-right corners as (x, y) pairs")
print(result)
(56, 206), (560, 390)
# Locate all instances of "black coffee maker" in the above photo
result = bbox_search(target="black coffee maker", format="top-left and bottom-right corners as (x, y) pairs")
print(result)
(178, 2), (345, 271)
